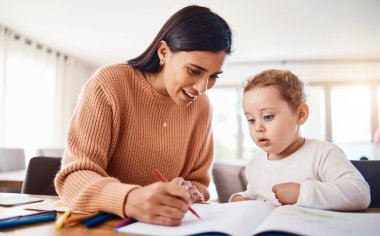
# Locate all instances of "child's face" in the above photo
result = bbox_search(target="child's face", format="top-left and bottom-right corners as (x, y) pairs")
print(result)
(243, 86), (303, 159)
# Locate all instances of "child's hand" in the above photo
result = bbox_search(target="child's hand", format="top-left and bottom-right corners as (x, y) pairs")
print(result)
(230, 195), (253, 202)
(272, 182), (300, 205)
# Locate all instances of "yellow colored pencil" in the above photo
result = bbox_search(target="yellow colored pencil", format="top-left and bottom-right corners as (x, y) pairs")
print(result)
(55, 210), (72, 229)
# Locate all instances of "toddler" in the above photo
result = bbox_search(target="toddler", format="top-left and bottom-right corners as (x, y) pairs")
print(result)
(230, 69), (370, 211)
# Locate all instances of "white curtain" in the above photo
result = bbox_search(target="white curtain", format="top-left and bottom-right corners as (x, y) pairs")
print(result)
(0, 25), (67, 161)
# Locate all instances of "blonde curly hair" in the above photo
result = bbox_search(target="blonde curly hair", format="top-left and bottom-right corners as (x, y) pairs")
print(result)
(243, 69), (306, 111)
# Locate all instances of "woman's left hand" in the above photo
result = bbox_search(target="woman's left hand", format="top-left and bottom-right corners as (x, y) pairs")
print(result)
(171, 177), (204, 203)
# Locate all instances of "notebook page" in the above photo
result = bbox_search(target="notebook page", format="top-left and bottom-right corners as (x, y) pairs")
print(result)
(117, 201), (274, 236)
(253, 205), (380, 236)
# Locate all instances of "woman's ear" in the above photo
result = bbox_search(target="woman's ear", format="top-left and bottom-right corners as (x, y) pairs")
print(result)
(157, 40), (170, 62)
(296, 103), (309, 125)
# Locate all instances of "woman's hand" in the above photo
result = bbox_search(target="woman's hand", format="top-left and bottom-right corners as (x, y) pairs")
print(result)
(171, 177), (204, 203)
(124, 182), (191, 226)
(272, 182), (300, 205)
(230, 195), (253, 202)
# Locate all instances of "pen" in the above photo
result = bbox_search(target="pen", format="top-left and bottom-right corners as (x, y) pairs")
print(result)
(0, 210), (57, 222)
(115, 217), (136, 228)
(153, 169), (201, 219)
(83, 213), (117, 228)
(55, 209), (72, 229)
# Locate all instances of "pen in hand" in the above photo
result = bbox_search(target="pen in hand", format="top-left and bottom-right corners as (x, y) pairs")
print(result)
(153, 169), (201, 219)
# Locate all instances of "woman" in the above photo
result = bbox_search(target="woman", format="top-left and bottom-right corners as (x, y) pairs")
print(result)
(55, 5), (232, 226)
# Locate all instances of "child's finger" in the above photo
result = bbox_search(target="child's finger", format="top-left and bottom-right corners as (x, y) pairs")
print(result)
(181, 180), (192, 188)
(171, 177), (185, 185)
(272, 185), (278, 193)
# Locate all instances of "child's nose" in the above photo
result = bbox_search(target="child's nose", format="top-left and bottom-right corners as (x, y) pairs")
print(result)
(255, 122), (265, 133)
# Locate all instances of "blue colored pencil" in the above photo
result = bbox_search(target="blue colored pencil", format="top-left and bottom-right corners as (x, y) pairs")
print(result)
(0, 214), (57, 229)
(79, 212), (105, 223)
(0, 210), (57, 222)
(83, 213), (117, 228)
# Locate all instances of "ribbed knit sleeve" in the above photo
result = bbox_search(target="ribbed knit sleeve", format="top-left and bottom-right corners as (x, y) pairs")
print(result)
(54, 75), (139, 217)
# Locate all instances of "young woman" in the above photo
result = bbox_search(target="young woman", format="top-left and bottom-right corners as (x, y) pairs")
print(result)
(55, 5), (232, 226)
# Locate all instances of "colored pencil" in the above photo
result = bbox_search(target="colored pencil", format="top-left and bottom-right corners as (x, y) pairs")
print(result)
(63, 213), (99, 224)
(115, 217), (136, 228)
(83, 213), (117, 228)
(153, 169), (201, 219)
(0, 210), (56, 222)
(55, 209), (72, 229)
(0, 214), (56, 229)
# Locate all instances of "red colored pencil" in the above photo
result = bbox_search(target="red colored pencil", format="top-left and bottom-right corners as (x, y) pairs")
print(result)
(153, 169), (201, 219)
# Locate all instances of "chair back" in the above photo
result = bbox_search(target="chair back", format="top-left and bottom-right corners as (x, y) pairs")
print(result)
(212, 161), (246, 203)
(351, 160), (380, 208)
(0, 148), (25, 172)
(21, 156), (61, 196)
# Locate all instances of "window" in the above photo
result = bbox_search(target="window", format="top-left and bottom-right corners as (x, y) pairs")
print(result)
(208, 88), (239, 160)
(4, 49), (57, 158)
(331, 85), (371, 142)
(0, 27), (66, 162)
(377, 86), (380, 129)
(302, 86), (326, 140)
(209, 82), (380, 161)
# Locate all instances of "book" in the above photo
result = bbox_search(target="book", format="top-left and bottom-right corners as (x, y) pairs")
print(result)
(116, 201), (380, 236)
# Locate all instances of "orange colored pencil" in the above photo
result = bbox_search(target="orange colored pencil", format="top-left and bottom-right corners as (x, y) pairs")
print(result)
(63, 213), (99, 224)
(153, 169), (201, 219)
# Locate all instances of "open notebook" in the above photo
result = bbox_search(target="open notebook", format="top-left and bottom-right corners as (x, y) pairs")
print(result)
(116, 201), (380, 236)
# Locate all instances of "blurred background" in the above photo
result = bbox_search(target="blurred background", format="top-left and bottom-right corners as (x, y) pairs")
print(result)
(0, 0), (380, 165)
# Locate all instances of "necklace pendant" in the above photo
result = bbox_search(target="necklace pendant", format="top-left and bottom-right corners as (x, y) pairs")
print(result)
(163, 122), (167, 128)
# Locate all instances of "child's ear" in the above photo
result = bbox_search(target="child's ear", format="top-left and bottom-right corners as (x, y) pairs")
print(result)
(296, 103), (309, 125)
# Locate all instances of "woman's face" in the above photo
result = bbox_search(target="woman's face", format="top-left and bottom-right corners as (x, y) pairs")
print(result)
(157, 44), (227, 106)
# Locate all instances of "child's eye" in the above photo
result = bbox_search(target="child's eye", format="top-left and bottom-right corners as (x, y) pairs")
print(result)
(188, 67), (201, 75)
(247, 118), (255, 125)
(263, 115), (274, 121)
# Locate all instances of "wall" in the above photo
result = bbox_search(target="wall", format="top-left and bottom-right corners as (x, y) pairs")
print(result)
(219, 59), (380, 86)
(57, 57), (96, 146)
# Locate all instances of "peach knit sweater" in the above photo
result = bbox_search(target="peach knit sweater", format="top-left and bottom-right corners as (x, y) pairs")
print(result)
(54, 63), (213, 217)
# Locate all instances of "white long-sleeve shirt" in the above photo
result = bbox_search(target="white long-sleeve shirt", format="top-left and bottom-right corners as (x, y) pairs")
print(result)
(231, 139), (370, 211)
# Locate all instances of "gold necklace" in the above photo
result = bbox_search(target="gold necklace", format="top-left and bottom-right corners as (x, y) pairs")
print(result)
(143, 72), (173, 128)
(163, 105), (176, 128)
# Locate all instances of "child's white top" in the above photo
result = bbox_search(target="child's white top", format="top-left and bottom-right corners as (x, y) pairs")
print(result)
(231, 138), (371, 211)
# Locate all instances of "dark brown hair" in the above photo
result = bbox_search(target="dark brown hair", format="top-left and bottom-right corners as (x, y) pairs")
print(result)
(244, 69), (306, 110)
(128, 5), (232, 72)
